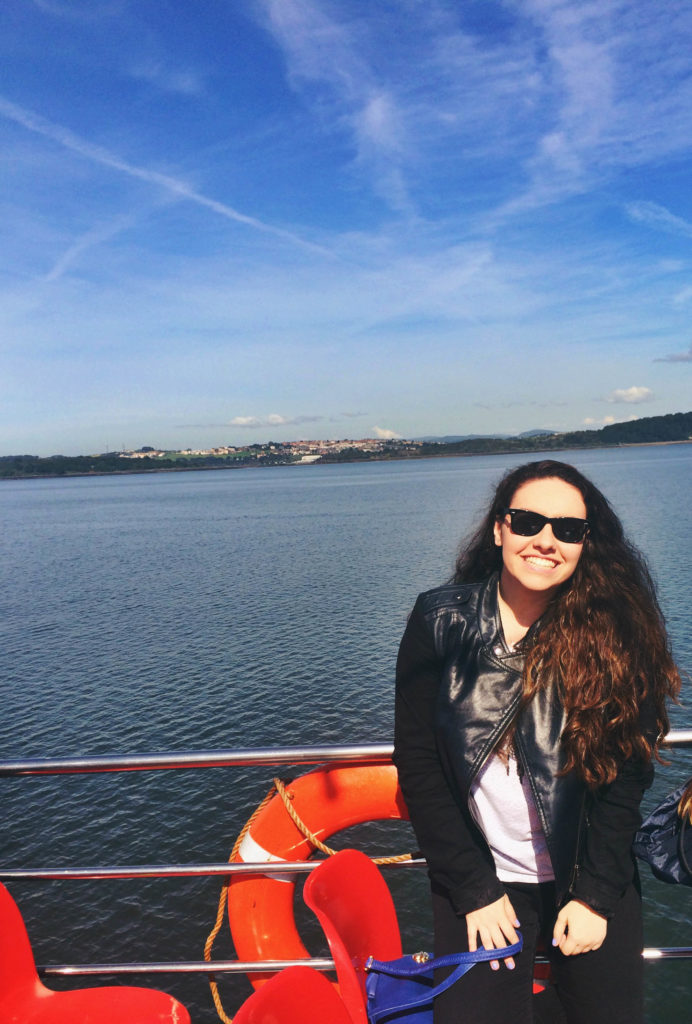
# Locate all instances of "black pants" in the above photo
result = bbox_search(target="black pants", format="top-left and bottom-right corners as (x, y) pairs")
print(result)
(432, 881), (644, 1024)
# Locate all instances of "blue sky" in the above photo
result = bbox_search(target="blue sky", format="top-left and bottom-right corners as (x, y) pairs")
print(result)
(2, 0), (692, 455)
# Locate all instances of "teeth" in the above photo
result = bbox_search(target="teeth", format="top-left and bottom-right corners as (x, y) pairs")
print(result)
(525, 556), (557, 568)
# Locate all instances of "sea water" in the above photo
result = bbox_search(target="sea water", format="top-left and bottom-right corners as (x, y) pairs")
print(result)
(1, 445), (691, 1021)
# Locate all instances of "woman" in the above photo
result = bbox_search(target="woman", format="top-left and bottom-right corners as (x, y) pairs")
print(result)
(393, 460), (680, 1024)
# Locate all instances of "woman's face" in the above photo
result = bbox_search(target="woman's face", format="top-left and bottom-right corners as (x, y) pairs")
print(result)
(493, 476), (588, 599)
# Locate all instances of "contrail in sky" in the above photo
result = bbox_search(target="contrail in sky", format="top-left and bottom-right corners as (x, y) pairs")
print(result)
(0, 95), (329, 255)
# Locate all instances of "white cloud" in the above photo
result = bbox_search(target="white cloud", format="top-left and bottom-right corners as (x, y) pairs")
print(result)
(606, 386), (653, 404)
(257, 0), (413, 211)
(626, 201), (692, 239)
(492, 4), (692, 221)
(583, 415), (616, 426)
(583, 414), (639, 426)
(128, 61), (204, 97)
(212, 3), (692, 223)
(673, 286), (692, 306)
(229, 413), (323, 428)
(658, 259), (685, 273)
(373, 425), (401, 439)
(357, 92), (403, 155)
(229, 416), (262, 427)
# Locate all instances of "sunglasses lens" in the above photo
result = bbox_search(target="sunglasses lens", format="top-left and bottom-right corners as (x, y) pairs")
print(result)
(509, 511), (544, 536)
(553, 519), (587, 543)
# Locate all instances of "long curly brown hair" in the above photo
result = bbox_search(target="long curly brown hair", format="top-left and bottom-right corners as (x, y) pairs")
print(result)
(453, 460), (681, 788)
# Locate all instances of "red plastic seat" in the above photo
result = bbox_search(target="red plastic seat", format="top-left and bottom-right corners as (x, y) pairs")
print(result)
(0, 881), (191, 1024)
(233, 965), (353, 1023)
(303, 849), (402, 1024)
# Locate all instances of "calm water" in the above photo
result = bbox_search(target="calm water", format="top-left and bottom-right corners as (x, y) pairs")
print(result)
(1, 447), (691, 1021)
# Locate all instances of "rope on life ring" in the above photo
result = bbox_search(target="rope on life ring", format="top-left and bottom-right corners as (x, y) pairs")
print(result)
(270, 776), (413, 865)
(204, 762), (412, 1022)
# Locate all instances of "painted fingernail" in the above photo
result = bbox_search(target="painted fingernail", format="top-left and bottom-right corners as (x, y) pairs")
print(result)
(552, 938), (558, 946)
(491, 961), (499, 971)
(514, 919), (521, 927)
(507, 960), (515, 970)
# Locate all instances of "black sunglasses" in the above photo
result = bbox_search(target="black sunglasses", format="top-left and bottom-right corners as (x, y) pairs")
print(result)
(500, 508), (590, 544)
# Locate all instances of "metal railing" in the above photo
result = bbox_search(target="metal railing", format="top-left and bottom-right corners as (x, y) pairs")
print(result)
(0, 857), (426, 881)
(2, 735), (691, 976)
(2, 734), (690, 778)
(0, 742), (394, 777)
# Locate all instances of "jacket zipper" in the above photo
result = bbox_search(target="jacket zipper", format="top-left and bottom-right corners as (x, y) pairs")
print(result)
(469, 685), (523, 784)
(569, 789), (589, 892)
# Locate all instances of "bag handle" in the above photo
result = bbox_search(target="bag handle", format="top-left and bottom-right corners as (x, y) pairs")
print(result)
(366, 933), (523, 978)
(366, 934), (523, 1022)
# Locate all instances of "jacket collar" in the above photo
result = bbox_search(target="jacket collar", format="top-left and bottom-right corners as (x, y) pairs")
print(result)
(477, 571), (502, 647)
(477, 570), (543, 663)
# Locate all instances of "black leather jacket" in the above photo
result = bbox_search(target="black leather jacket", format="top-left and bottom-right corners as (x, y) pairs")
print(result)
(393, 573), (654, 919)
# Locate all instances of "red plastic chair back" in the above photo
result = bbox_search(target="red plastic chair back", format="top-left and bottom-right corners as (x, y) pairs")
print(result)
(0, 881), (43, 991)
(0, 881), (191, 1024)
(233, 965), (353, 1024)
(304, 849), (403, 1024)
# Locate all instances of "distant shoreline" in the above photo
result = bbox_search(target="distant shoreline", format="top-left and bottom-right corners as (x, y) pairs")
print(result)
(2, 435), (690, 482)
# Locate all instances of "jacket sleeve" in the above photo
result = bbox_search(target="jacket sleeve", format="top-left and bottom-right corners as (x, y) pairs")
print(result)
(569, 695), (657, 918)
(393, 596), (506, 916)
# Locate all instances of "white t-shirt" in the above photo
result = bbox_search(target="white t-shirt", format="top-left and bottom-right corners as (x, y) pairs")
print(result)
(468, 750), (555, 884)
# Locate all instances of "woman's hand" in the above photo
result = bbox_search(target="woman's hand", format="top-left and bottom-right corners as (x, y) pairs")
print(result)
(552, 899), (607, 955)
(466, 894), (520, 971)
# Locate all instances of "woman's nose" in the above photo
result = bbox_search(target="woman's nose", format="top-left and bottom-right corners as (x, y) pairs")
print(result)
(532, 524), (556, 547)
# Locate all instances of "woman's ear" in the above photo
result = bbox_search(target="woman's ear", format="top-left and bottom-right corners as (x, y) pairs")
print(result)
(493, 518), (503, 547)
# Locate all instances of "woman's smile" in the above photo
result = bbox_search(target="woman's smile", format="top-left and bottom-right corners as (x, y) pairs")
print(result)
(523, 554), (560, 570)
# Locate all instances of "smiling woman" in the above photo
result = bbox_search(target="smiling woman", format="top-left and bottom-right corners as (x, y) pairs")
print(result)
(393, 460), (681, 1024)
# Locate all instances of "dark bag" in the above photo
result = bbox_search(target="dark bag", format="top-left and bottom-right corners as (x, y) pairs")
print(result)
(365, 934), (523, 1024)
(633, 780), (692, 885)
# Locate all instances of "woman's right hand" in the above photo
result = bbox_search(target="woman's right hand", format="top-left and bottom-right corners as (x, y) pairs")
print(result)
(466, 894), (520, 971)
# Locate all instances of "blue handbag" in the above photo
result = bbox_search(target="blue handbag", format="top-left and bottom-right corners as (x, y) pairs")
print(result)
(365, 934), (523, 1024)
(633, 780), (692, 885)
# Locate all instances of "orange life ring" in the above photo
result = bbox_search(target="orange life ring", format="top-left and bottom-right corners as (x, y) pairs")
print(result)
(227, 762), (408, 988)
